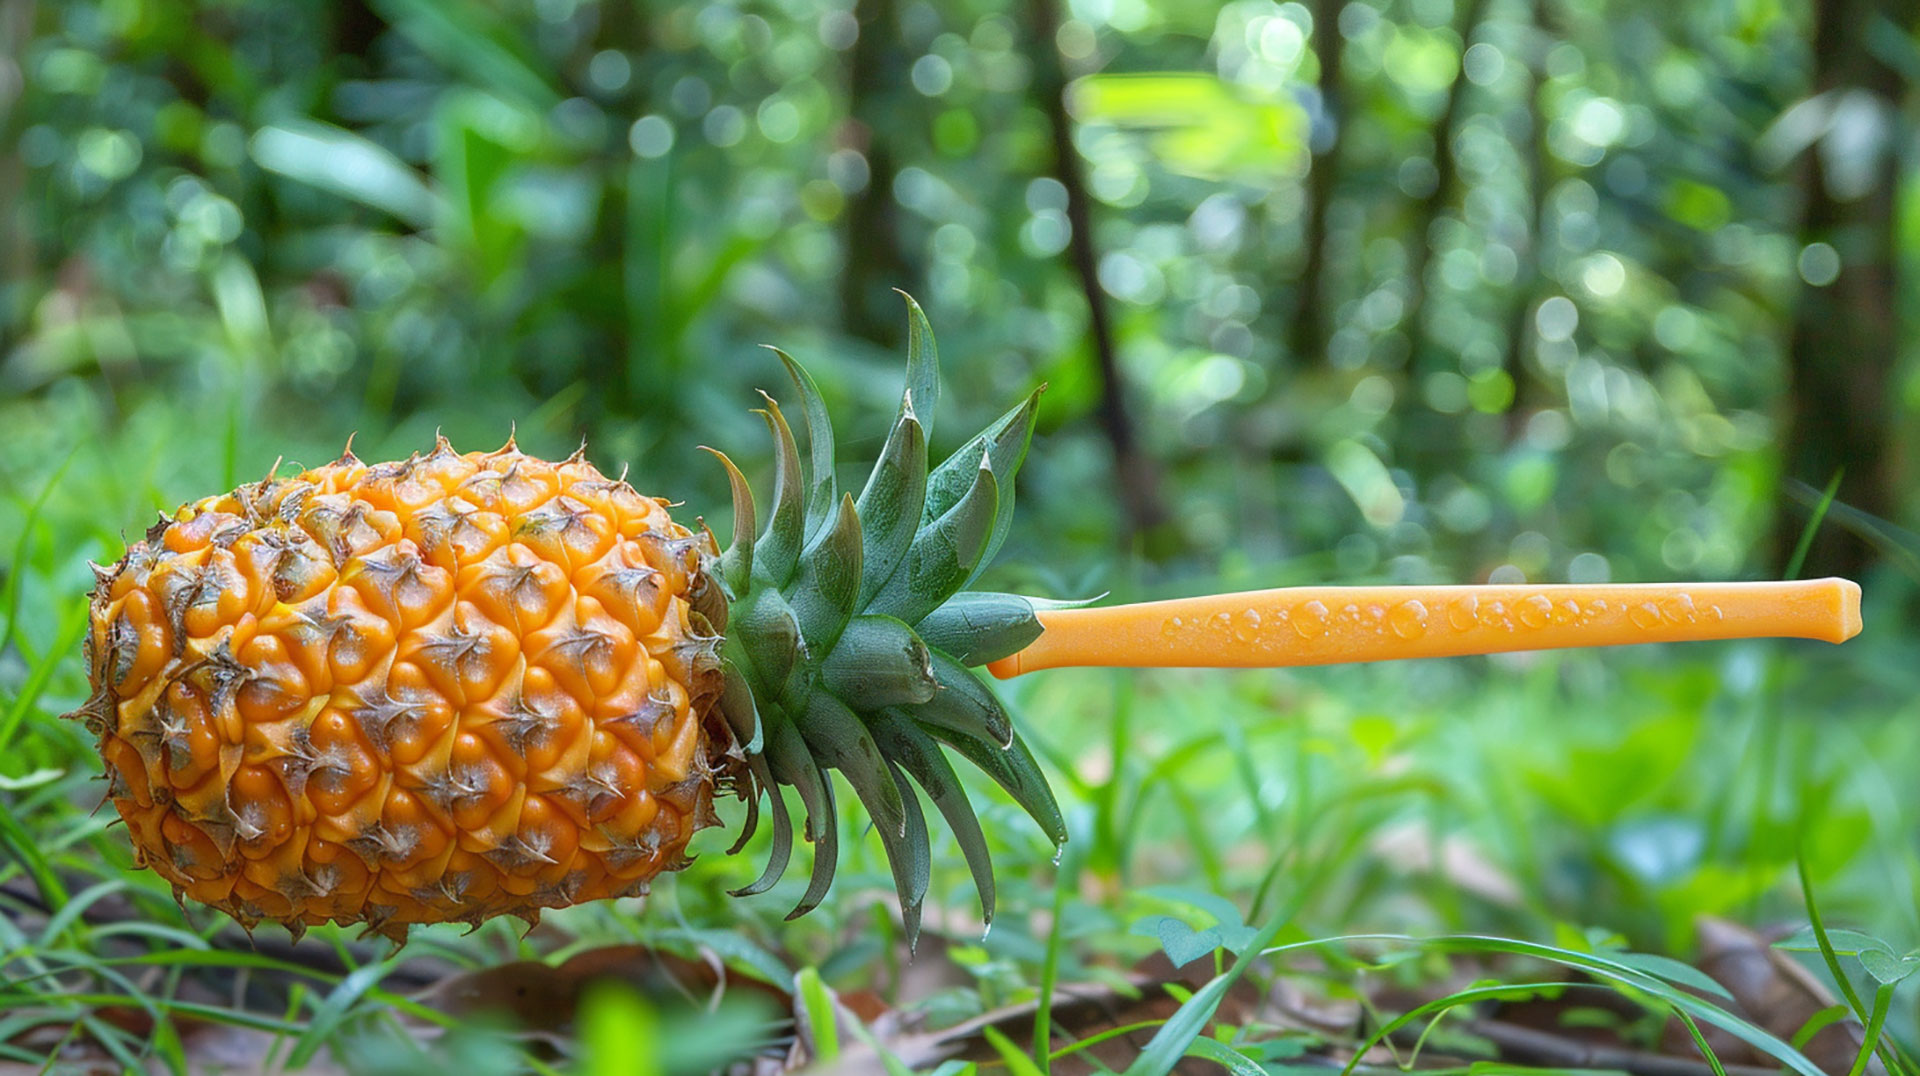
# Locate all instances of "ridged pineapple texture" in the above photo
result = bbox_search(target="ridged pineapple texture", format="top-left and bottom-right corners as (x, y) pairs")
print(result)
(71, 296), (1066, 942)
(73, 440), (732, 940)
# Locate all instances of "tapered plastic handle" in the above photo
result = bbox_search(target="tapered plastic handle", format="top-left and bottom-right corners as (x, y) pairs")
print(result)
(986, 579), (1862, 678)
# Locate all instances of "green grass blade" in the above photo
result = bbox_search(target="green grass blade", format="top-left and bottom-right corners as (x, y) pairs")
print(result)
(1122, 914), (1288, 1076)
(794, 966), (839, 1064)
(0, 446), (80, 659)
(1034, 839), (1075, 1072)
(580, 982), (662, 1076)
(1797, 856), (1872, 1017)
(36, 879), (128, 947)
(983, 1024), (1045, 1076)
(1848, 983), (1894, 1076)
(1784, 470), (1842, 580)
(287, 958), (396, 1068)
(1340, 980), (1592, 1076)
(1674, 1006), (1731, 1076)
(1183, 1036), (1268, 1076)
(0, 600), (90, 757)
(0, 794), (67, 911)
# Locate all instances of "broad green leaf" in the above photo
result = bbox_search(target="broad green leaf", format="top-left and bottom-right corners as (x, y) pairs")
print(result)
(1123, 915), (1289, 1076)
(1776, 928), (1895, 956)
(1069, 72), (1306, 179)
(980, 1026), (1043, 1076)
(289, 959), (397, 1068)
(1184, 1037), (1269, 1076)
(580, 982), (662, 1076)
(372, 0), (562, 110)
(1858, 948), (1920, 985)
(249, 121), (438, 228)
(653, 928), (792, 988)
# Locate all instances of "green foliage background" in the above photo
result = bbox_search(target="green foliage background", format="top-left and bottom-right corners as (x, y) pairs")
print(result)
(12, 0), (1899, 580)
(4, 0), (1920, 1070)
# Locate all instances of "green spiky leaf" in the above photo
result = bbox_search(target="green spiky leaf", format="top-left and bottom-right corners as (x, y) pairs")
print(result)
(733, 587), (804, 700)
(754, 398), (805, 587)
(704, 449), (755, 597)
(915, 592), (1042, 667)
(869, 711), (997, 925)
(921, 720), (1067, 849)
(923, 388), (1039, 583)
(718, 660), (763, 756)
(716, 303), (1060, 927)
(770, 346), (838, 542)
(760, 717), (838, 917)
(905, 649), (1014, 748)
(821, 615), (936, 710)
(899, 291), (940, 444)
(878, 759), (932, 946)
(788, 494), (863, 656)
(798, 691), (906, 841)
(869, 454), (997, 625)
(855, 408), (928, 608)
(728, 758), (790, 895)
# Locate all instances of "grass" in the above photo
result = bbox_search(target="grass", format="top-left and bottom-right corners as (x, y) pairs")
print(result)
(2, 402), (1917, 1073)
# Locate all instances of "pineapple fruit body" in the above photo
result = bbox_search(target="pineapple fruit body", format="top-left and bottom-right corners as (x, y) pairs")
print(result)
(78, 443), (729, 939)
(72, 299), (1066, 941)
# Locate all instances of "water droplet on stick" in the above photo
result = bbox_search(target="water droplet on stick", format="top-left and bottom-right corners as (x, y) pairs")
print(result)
(1388, 600), (1428, 640)
(1518, 594), (1553, 629)
(1447, 596), (1478, 632)
(1293, 600), (1329, 639)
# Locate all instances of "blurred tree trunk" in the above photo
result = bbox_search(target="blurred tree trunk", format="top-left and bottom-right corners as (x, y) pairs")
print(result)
(841, 0), (913, 346)
(1402, 0), (1492, 375)
(1500, 0), (1553, 442)
(604, 1), (656, 420)
(333, 0), (385, 70)
(0, 0), (34, 324)
(1777, 0), (1915, 576)
(1396, 0), (1491, 473)
(1027, 0), (1170, 548)
(1290, 0), (1345, 366)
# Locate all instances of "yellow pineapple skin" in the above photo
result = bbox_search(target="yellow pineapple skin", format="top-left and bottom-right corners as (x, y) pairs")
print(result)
(76, 441), (728, 937)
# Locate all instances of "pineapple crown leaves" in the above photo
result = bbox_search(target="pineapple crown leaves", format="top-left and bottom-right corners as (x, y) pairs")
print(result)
(707, 294), (1065, 942)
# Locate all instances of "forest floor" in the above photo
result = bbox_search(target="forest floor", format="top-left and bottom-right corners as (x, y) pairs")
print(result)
(3, 423), (1917, 1074)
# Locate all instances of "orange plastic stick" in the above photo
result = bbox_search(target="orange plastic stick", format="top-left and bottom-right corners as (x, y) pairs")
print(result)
(986, 578), (1861, 679)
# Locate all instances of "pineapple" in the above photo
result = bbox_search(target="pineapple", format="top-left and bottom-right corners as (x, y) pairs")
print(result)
(70, 298), (1063, 941)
